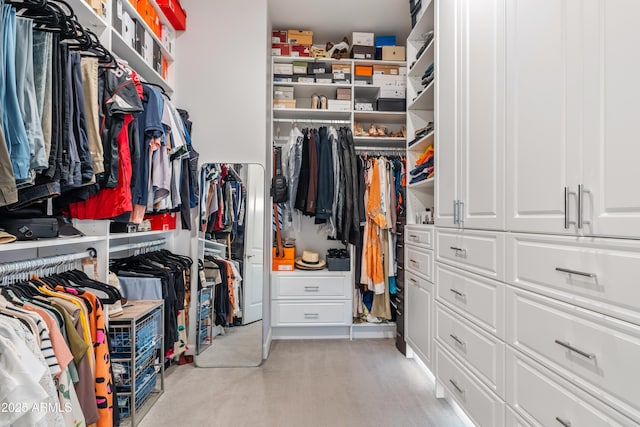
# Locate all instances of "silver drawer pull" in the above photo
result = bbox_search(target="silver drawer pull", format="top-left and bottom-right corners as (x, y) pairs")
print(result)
(450, 246), (467, 257)
(409, 278), (417, 284)
(554, 340), (596, 360)
(396, 310), (403, 316)
(450, 289), (466, 298)
(555, 267), (596, 279)
(395, 298), (402, 305)
(555, 417), (572, 427)
(410, 259), (419, 265)
(304, 313), (319, 319)
(449, 379), (465, 394)
(304, 286), (320, 292)
(397, 265), (404, 270)
(449, 334), (465, 346)
(409, 234), (420, 242)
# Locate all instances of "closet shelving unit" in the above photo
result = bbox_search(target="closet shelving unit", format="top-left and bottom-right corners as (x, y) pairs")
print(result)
(403, 0), (437, 368)
(270, 52), (407, 339)
(67, 0), (178, 93)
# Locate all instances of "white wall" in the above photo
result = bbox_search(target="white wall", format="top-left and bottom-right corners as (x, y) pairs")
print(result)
(175, 0), (272, 359)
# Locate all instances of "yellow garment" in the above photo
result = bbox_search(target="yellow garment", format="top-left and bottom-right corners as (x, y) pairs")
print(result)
(367, 159), (387, 228)
(416, 145), (434, 165)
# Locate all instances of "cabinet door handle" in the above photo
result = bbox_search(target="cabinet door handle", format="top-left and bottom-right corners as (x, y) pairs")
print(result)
(577, 184), (584, 229)
(304, 313), (320, 319)
(409, 234), (420, 243)
(554, 340), (596, 360)
(449, 334), (465, 346)
(453, 200), (459, 224)
(410, 259), (419, 267)
(450, 246), (466, 257)
(409, 277), (417, 284)
(304, 286), (320, 292)
(458, 201), (464, 226)
(555, 267), (596, 278)
(450, 289), (466, 298)
(449, 379), (465, 394)
(564, 187), (570, 229)
(555, 417), (572, 427)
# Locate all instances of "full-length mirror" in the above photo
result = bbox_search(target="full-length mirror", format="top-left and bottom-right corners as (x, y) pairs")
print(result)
(195, 163), (265, 367)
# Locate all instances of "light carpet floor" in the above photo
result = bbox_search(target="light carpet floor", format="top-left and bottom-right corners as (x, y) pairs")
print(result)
(195, 320), (263, 367)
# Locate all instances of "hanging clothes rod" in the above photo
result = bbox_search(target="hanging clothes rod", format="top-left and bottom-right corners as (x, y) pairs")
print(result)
(109, 238), (167, 254)
(0, 249), (97, 280)
(355, 146), (406, 154)
(273, 118), (351, 124)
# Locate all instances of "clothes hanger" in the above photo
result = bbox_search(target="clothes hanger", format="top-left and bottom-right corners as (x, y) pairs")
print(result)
(144, 82), (171, 100)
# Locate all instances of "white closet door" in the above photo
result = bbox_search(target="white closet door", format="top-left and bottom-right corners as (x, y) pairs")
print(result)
(505, 0), (581, 235)
(243, 164), (264, 324)
(435, 0), (460, 228)
(582, 0), (640, 239)
(406, 280), (433, 368)
(459, 0), (506, 231)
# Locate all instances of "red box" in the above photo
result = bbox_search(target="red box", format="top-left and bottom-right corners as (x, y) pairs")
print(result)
(157, 0), (186, 31)
(145, 212), (177, 231)
(291, 44), (311, 57)
(162, 57), (168, 79)
(272, 31), (287, 43)
(272, 43), (290, 56)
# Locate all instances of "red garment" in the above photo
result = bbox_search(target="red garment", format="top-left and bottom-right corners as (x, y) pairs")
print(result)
(69, 115), (134, 219)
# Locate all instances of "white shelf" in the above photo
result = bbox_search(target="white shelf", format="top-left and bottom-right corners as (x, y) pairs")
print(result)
(408, 39), (435, 77)
(0, 235), (106, 253)
(408, 0), (435, 42)
(109, 230), (174, 241)
(111, 31), (173, 93)
(273, 56), (353, 64)
(408, 177), (435, 189)
(273, 108), (351, 120)
(120, 0), (174, 62)
(408, 80), (435, 111)
(408, 131), (435, 152)
(354, 111), (407, 123)
(353, 136), (406, 147)
(353, 59), (407, 67)
(273, 81), (352, 89)
(68, 0), (109, 30)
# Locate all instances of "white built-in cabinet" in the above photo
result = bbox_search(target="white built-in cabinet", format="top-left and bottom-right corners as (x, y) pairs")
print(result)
(436, 0), (505, 231)
(507, 0), (640, 239)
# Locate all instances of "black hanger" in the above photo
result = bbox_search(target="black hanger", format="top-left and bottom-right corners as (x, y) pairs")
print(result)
(143, 82), (171, 100)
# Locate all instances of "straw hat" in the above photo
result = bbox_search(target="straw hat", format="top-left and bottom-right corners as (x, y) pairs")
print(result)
(295, 251), (326, 270)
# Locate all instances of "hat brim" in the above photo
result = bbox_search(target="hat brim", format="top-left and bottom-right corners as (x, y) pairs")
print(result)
(294, 257), (326, 270)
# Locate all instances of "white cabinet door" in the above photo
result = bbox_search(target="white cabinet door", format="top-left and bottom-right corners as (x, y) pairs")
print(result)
(505, 0), (581, 235)
(435, 0), (460, 228)
(582, 0), (640, 239)
(406, 280), (433, 368)
(459, 0), (506, 231)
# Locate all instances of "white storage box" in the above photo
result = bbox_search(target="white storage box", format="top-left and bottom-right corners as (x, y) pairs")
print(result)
(328, 99), (351, 111)
(352, 32), (375, 46)
(379, 87), (406, 99)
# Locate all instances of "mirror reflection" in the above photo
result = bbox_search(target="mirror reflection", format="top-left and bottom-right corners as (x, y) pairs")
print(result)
(195, 163), (264, 367)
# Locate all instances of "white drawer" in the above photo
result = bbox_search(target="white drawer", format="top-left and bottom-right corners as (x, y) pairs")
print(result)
(436, 303), (505, 398)
(436, 263), (505, 338)
(507, 287), (640, 423)
(506, 407), (531, 427)
(406, 246), (433, 282)
(271, 300), (351, 326)
(436, 228), (505, 281)
(272, 272), (351, 299)
(405, 225), (434, 250)
(406, 279), (433, 368)
(436, 345), (505, 427)
(507, 233), (640, 326)
(506, 348), (635, 427)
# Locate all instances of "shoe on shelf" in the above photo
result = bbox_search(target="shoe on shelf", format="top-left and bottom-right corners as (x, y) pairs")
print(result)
(311, 94), (319, 109)
(368, 123), (378, 136)
(319, 95), (328, 110)
(354, 122), (368, 137)
(377, 126), (387, 137)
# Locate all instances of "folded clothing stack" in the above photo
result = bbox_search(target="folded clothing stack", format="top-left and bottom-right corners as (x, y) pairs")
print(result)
(421, 63), (435, 87)
(407, 122), (434, 146)
(411, 30), (435, 66)
(409, 145), (434, 184)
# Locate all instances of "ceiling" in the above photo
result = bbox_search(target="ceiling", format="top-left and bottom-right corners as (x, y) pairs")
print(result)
(268, 0), (412, 48)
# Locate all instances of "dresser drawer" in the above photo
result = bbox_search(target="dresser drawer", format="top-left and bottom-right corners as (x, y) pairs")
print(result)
(272, 273), (351, 299)
(436, 263), (505, 338)
(436, 229), (505, 281)
(506, 348), (635, 427)
(406, 280), (433, 367)
(436, 303), (505, 398)
(436, 345), (505, 427)
(405, 225), (434, 250)
(406, 246), (433, 282)
(271, 300), (351, 326)
(507, 233), (640, 326)
(507, 287), (640, 423)
(506, 407), (531, 427)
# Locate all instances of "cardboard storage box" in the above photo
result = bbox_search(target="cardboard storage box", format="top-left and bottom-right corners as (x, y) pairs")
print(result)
(273, 99), (297, 109)
(294, 76), (315, 83)
(380, 87), (406, 99)
(274, 75), (294, 83)
(377, 98), (406, 111)
(355, 65), (373, 77)
(337, 88), (352, 100)
(375, 35), (396, 47)
(161, 25), (174, 53)
(352, 45), (375, 60)
(272, 247), (295, 272)
(309, 62), (330, 74)
(382, 46), (406, 61)
(354, 98), (375, 111)
(272, 43), (291, 56)
(145, 212), (177, 231)
(152, 41), (162, 74)
(332, 63), (351, 80)
(272, 30), (287, 43)
(288, 30), (313, 45)
(373, 65), (400, 75)
(157, 0), (187, 31)
(354, 76), (373, 86)
(328, 99), (351, 111)
(373, 74), (406, 87)
(315, 73), (333, 84)
(274, 86), (294, 100)
(333, 74), (351, 84)
(292, 61), (308, 74)
(274, 63), (293, 75)
(113, 0), (123, 33)
(352, 31), (374, 46)
(399, 66), (408, 76)
(291, 45), (311, 57)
